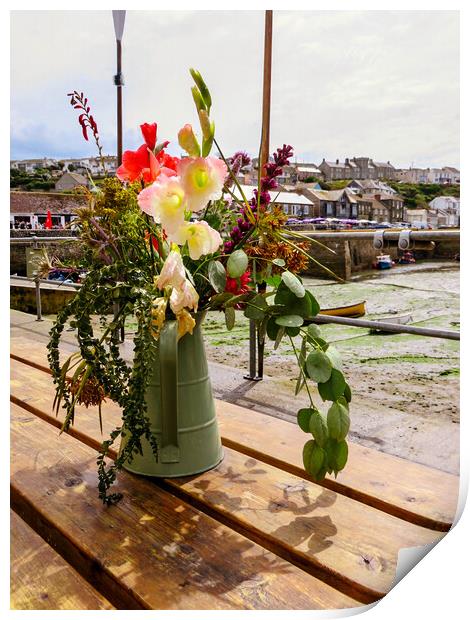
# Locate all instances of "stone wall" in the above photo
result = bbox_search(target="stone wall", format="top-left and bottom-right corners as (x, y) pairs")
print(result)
(303, 236), (459, 280)
(10, 236), (80, 276)
(10, 284), (77, 315)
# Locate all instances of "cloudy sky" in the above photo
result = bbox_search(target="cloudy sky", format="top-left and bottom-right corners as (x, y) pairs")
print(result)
(10, 10), (459, 168)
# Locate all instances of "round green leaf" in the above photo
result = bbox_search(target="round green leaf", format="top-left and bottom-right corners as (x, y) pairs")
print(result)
(305, 290), (320, 316)
(297, 408), (313, 433)
(307, 323), (322, 339)
(225, 306), (235, 330)
(281, 271), (305, 298)
(306, 350), (332, 383)
(308, 410), (328, 447)
(286, 326), (300, 337)
(208, 260), (227, 293)
(272, 258), (285, 267)
(302, 440), (325, 477)
(326, 346), (343, 371)
(333, 440), (348, 471)
(244, 294), (268, 321)
(318, 369), (346, 402)
(227, 250), (248, 278)
(266, 317), (281, 341)
(275, 314), (304, 328)
(327, 401), (350, 441)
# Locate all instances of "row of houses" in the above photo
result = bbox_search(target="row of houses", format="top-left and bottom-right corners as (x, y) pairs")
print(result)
(245, 157), (460, 185)
(234, 183), (407, 224)
(10, 156), (118, 176)
(12, 154), (459, 186)
(395, 167), (460, 185)
(10, 183), (459, 230)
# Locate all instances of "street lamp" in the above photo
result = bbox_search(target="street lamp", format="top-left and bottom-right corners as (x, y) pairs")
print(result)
(112, 10), (126, 166)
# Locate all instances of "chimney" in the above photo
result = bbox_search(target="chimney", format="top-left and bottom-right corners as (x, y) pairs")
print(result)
(345, 158), (349, 164)
(336, 159), (339, 164)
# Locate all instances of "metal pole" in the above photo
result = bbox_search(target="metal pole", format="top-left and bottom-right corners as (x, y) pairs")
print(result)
(311, 314), (460, 341)
(295, 230), (460, 241)
(116, 39), (123, 166)
(35, 277), (42, 321)
(245, 10), (273, 382)
(260, 9), (273, 171)
(113, 10), (126, 166)
(244, 319), (259, 380)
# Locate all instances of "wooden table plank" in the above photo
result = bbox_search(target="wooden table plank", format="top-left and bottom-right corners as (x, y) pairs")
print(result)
(10, 332), (459, 531)
(11, 510), (115, 610)
(10, 404), (359, 610)
(10, 364), (444, 603)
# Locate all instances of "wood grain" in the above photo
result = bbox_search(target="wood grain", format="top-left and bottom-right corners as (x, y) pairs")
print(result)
(10, 362), (444, 603)
(10, 333), (459, 531)
(10, 510), (114, 610)
(10, 404), (359, 610)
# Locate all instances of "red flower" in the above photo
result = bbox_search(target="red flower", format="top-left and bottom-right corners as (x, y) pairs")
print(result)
(116, 122), (180, 185)
(140, 122), (157, 150)
(144, 230), (160, 253)
(156, 150), (179, 173)
(225, 270), (251, 295)
(116, 144), (150, 182)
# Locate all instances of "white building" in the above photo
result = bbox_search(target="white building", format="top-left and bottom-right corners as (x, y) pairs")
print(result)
(233, 184), (315, 217)
(395, 167), (460, 185)
(10, 158), (57, 173)
(428, 196), (460, 227)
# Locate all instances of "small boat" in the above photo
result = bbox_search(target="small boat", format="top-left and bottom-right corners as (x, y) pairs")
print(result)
(373, 254), (393, 269)
(397, 251), (416, 265)
(318, 301), (366, 318)
(370, 313), (413, 334)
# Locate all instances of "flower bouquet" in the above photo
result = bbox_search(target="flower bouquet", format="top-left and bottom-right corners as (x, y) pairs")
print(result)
(48, 70), (352, 504)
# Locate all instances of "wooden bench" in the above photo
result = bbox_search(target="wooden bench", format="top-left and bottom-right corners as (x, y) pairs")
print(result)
(10, 509), (114, 610)
(10, 315), (459, 610)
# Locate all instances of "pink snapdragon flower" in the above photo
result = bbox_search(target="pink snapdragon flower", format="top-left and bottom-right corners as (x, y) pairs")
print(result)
(155, 248), (186, 290)
(169, 220), (222, 260)
(178, 124), (200, 157)
(138, 175), (187, 234)
(177, 156), (227, 212)
(170, 279), (199, 314)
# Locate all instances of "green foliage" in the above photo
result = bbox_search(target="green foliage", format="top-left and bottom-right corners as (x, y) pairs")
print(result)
(208, 260), (226, 293)
(320, 179), (351, 191)
(227, 249), (248, 278)
(387, 181), (460, 209)
(10, 167), (55, 191)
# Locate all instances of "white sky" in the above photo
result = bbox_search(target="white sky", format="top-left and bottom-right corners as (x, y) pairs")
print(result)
(10, 10), (459, 168)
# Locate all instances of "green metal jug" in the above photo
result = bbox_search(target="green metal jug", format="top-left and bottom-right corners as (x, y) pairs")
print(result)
(121, 313), (223, 477)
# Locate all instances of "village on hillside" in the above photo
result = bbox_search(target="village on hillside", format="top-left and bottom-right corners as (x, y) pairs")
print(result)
(9, 154), (460, 231)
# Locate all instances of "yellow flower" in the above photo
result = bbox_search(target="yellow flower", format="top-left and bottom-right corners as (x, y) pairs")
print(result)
(150, 297), (168, 339)
(176, 309), (196, 341)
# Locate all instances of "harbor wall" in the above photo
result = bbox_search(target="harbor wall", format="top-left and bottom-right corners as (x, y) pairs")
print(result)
(304, 236), (459, 280)
(10, 231), (79, 276)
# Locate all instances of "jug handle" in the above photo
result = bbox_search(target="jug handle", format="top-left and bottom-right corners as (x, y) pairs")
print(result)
(159, 320), (180, 463)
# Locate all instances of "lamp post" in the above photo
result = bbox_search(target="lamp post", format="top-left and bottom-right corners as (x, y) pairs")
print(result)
(112, 10), (126, 166)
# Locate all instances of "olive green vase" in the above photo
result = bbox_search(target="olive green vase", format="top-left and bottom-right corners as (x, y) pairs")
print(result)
(121, 313), (223, 478)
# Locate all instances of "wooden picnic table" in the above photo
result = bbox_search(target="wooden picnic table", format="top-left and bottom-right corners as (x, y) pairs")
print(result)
(10, 310), (459, 610)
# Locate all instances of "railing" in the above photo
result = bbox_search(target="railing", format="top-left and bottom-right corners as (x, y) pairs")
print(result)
(10, 235), (79, 247)
(246, 228), (460, 379)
